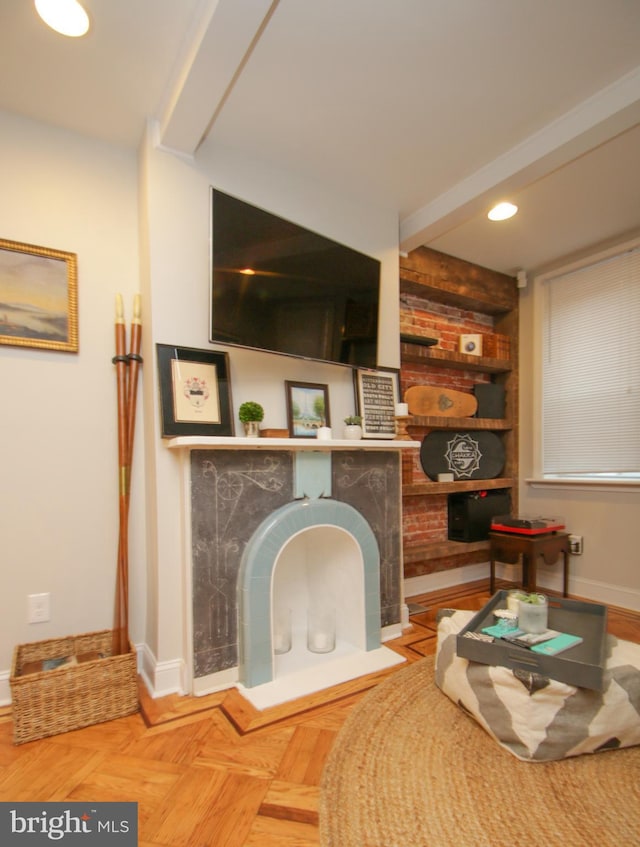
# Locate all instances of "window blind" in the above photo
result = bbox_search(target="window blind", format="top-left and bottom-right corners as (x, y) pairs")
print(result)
(542, 245), (640, 477)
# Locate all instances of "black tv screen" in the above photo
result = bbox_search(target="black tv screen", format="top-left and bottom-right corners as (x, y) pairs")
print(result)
(209, 189), (380, 368)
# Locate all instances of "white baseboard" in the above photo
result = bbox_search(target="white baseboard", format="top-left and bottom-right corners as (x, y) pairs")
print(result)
(405, 562), (640, 613)
(138, 642), (187, 699)
(0, 671), (9, 707)
(404, 563), (488, 599)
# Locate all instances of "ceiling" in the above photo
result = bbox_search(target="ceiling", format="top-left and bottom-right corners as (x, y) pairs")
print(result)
(2, 0), (639, 276)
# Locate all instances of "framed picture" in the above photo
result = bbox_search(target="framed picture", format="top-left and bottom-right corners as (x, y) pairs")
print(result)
(355, 367), (400, 439)
(0, 238), (78, 352)
(156, 344), (234, 437)
(285, 380), (330, 437)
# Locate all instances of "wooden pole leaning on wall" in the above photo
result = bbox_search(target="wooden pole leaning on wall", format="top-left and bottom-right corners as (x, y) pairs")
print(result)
(112, 294), (142, 656)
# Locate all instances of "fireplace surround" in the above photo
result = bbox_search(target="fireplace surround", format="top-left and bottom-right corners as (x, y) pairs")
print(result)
(169, 436), (418, 704)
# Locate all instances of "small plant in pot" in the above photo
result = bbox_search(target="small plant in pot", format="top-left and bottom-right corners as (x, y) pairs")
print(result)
(238, 401), (264, 437)
(343, 415), (363, 440)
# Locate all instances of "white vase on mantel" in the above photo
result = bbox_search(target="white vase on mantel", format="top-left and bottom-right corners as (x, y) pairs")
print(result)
(343, 424), (363, 440)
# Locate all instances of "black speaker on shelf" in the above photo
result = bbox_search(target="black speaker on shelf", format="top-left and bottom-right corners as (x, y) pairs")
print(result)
(473, 384), (505, 418)
(448, 490), (511, 542)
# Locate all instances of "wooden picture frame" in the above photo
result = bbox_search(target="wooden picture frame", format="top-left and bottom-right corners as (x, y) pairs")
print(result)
(0, 238), (78, 352)
(285, 380), (330, 437)
(156, 344), (234, 437)
(355, 367), (399, 439)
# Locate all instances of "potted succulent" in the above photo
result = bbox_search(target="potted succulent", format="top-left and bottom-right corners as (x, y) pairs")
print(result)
(238, 401), (264, 437)
(343, 415), (363, 440)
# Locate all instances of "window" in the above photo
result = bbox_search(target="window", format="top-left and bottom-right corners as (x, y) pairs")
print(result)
(541, 240), (640, 480)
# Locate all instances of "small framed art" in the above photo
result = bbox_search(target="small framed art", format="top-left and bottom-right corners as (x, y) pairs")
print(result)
(355, 367), (400, 439)
(285, 380), (330, 437)
(156, 344), (234, 437)
(0, 238), (78, 352)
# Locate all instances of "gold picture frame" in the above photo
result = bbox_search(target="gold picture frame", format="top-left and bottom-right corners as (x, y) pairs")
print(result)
(0, 238), (78, 352)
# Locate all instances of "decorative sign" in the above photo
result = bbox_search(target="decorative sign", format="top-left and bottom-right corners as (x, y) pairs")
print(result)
(355, 368), (399, 439)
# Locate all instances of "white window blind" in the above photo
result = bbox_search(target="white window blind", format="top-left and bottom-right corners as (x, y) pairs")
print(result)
(542, 244), (640, 477)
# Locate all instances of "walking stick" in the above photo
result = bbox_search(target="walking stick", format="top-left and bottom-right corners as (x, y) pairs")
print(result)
(113, 294), (130, 656)
(126, 295), (142, 470)
(112, 294), (142, 656)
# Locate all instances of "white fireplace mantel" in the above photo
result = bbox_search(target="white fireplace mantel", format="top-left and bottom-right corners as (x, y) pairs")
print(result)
(166, 434), (416, 706)
(167, 436), (420, 451)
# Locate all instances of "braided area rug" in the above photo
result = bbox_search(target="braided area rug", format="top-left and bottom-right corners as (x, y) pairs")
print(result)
(319, 656), (640, 847)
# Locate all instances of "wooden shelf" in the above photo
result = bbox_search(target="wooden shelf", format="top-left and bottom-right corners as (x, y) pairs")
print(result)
(407, 415), (512, 431)
(402, 477), (515, 497)
(403, 539), (490, 563)
(400, 249), (518, 315)
(400, 342), (511, 374)
(399, 246), (519, 576)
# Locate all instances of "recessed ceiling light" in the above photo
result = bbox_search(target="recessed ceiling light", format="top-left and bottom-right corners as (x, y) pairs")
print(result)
(35, 0), (90, 37)
(488, 202), (518, 221)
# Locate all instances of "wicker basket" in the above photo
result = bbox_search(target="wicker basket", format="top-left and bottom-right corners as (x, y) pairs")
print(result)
(10, 629), (138, 745)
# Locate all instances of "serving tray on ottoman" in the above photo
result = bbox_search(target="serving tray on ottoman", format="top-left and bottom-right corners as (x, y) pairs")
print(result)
(457, 590), (608, 690)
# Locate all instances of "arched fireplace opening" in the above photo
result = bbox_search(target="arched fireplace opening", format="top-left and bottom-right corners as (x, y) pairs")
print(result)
(238, 498), (382, 688)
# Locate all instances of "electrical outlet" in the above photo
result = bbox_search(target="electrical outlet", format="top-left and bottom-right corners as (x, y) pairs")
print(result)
(28, 593), (50, 623)
(569, 535), (583, 555)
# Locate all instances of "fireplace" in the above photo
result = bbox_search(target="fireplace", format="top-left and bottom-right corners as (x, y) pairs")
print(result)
(238, 497), (381, 688)
(169, 436), (417, 706)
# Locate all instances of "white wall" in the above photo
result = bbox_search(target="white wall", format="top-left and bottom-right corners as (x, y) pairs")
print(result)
(0, 110), (400, 703)
(137, 130), (401, 692)
(517, 267), (640, 612)
(0, 111), (146, 702)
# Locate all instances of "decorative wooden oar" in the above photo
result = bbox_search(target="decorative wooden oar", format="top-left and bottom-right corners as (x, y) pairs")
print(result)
(112, 294), (142, 656)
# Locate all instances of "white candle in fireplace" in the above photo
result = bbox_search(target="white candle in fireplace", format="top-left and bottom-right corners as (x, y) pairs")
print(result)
(395, 402), (409, 416)
(311, 632), (329, 651)
(307, 607), (336, 653)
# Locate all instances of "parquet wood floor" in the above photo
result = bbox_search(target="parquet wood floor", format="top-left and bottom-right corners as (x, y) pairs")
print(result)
(0, 581), (638, 846)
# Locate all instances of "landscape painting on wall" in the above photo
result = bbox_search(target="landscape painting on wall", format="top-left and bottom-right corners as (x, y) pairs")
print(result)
(0, 238), (78, 352)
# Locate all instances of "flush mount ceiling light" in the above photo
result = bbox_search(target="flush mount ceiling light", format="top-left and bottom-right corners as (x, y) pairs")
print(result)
(35, 0), (90, 37)
(488, 202), (518, 221)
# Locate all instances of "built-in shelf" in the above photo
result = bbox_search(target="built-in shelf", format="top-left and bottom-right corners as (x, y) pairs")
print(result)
(400, 342), (512, 374)
(400, 268), (514, 315)
(403, 539), (490, 563)
(407, 415), (512, 431)
(402, 477), (515, 497)
(399, 246), (519, 577)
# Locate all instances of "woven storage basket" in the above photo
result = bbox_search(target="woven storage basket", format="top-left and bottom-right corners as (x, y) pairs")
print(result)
(10, 629), (138, 745)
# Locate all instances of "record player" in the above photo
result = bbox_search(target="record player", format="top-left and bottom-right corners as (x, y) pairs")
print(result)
(490, 515), (565, 535)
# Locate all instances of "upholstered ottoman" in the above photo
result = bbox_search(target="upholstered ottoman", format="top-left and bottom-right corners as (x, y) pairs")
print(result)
(435, 609), (640, 762)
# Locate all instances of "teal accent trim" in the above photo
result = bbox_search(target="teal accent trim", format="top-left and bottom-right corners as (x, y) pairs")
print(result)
(238, 498), (381, 688)
(294, 452), (332, 498)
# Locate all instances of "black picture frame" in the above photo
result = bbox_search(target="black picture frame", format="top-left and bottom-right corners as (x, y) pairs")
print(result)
(355, 367), (400, 439)
(285, 380), (330, 437)
(156, 344), (234, 437)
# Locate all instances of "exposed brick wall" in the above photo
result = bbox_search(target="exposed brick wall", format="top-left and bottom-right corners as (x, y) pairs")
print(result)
(402, 494), (448, 547)
(403, 550), (489, 580)
(400, 295), (493, 352)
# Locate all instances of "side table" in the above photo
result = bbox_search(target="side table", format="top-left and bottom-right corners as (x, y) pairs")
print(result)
(489, 531), (570, 596)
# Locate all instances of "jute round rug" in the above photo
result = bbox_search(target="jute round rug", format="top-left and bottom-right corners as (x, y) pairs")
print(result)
(319, 656), (640, 847)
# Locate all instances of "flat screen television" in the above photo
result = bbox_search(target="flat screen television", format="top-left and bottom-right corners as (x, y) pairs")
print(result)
(209, 188), (380, 368)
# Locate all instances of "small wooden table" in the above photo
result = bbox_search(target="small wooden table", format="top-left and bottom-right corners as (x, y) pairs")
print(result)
(489, 531), (570, 596)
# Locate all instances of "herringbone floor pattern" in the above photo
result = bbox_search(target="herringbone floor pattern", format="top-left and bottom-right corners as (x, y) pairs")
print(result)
(1, 581), (638, 846)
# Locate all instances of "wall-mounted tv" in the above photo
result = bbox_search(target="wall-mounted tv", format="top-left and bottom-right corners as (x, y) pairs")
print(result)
(209, 188), (380, 368)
